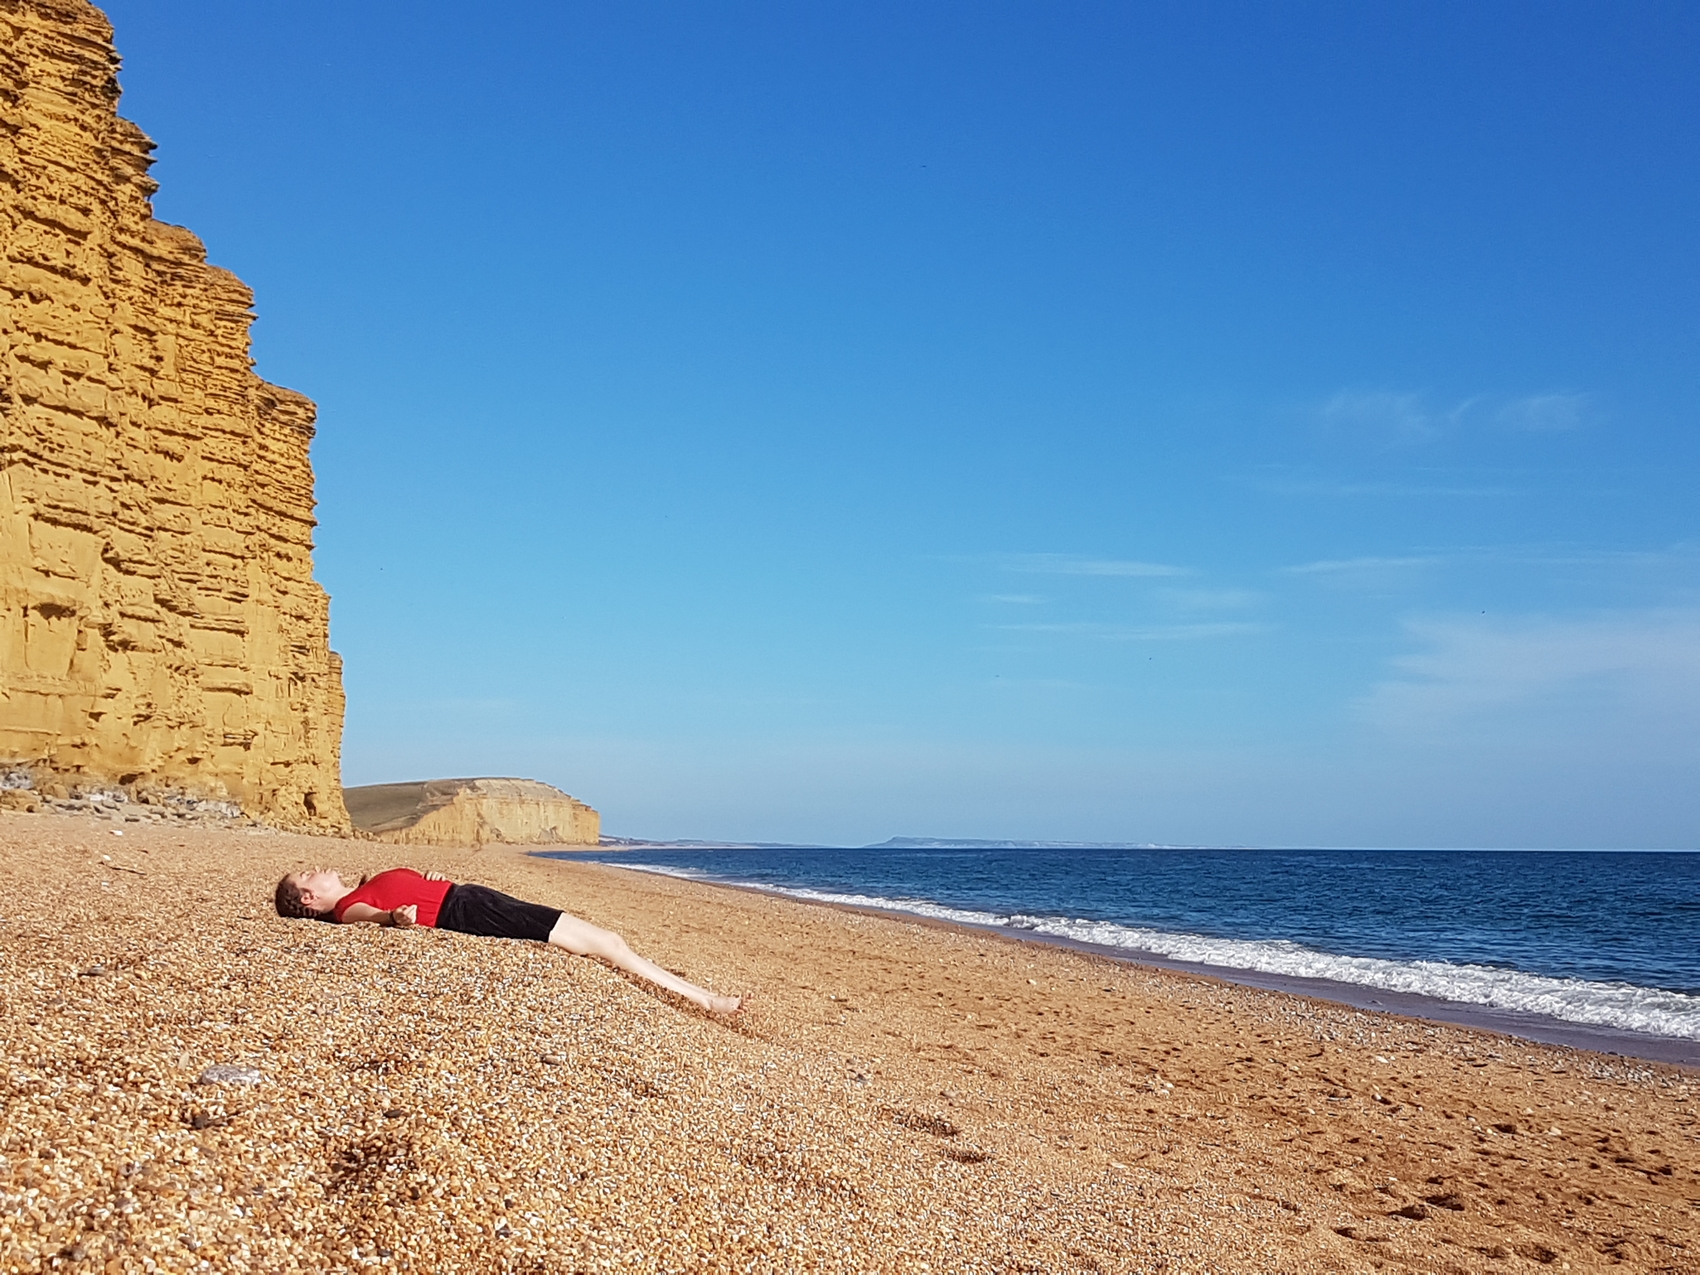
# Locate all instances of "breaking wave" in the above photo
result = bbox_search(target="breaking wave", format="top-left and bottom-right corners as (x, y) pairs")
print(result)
(598, 861), (1700, 1041)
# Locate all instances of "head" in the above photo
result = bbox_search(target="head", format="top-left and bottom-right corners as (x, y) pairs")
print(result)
(275, 867), (346, 921)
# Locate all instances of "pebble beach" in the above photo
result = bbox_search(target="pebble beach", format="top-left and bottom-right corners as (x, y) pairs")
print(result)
(3, 811), (1698, 1273)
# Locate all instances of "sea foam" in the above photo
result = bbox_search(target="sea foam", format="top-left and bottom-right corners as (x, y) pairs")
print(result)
(601, 861), (1700, 1041)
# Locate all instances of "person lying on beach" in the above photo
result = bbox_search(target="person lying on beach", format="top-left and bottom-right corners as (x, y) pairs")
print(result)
(274, 866), (742, 1014)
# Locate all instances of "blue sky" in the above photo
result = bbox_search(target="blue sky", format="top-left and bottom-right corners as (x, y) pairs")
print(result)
(102, 1), (1700, 847)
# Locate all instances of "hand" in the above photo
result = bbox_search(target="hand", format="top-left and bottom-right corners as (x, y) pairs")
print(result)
(390, 905), (418, 928)
(423, 872), (449, 882)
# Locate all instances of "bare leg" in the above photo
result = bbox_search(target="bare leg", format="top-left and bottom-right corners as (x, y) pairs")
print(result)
(547, 912), (741, 1013)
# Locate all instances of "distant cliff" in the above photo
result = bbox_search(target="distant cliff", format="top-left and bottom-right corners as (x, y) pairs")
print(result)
(0, 0), (348, 829)
(344, 779), (600, 848)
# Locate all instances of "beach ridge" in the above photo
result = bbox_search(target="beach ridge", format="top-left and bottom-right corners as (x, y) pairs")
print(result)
(3, 812), (1695, 1271)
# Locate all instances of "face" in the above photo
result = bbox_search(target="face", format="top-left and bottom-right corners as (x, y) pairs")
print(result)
(290, 867), (344, 911)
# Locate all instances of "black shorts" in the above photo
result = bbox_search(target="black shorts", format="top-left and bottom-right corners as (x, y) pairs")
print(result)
(435, 884), (561, 943)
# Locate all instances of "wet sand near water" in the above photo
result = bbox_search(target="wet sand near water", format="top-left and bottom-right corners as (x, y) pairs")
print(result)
(2, 812), (1698, 1272)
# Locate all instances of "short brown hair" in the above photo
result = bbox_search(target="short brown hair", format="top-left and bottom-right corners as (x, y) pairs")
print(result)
(274, 873), (335, 922)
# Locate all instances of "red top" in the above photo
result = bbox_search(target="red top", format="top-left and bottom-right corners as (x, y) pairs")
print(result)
(333, 868), (453, 927)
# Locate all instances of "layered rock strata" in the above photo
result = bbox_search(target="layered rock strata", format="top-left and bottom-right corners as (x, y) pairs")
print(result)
(344, 778), (600, 848)
(0, 0), (348, 828)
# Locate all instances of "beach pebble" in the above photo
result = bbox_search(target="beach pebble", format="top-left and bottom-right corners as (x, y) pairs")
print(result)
(1, 813), (1693, 1274)
(196, 1063), (265, 1086)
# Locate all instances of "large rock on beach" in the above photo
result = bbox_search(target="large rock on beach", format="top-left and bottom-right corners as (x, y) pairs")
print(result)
(344, 776), (600, 847)
(0, 0), (347, 830)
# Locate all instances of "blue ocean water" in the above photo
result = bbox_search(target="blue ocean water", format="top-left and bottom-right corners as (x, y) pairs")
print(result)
(542, 845), (1700, 1041)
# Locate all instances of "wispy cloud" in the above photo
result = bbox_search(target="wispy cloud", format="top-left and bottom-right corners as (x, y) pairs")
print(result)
(1359, 609), (1700, 734)
(1278, 556), (1445, 590)
(1155, 587), (1264, 612)
(1282, 543), (1700, 576)
(1243, 473), (1517, 499)
(984, 593), (1044, 605)
(993, 621), (1266, 641)
(1314, 388), (1595, 446)
(999, 553), (1189, 578)
(1319, 391), (1459, 444)
(1280, 555), (1441, 576)
(984, 677), (1098, 691)
(1497, 392), (1592, 433)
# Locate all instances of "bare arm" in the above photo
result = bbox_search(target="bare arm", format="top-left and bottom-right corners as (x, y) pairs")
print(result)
(338, 903), (418, 927)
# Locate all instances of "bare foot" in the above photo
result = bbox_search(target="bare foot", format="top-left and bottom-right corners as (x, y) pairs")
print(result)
(702, 992), (742, 1014)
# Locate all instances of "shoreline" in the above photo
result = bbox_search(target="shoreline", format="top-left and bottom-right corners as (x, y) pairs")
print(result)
(7, 811), (1700, 1271)
(541, 852), (1700, 1070)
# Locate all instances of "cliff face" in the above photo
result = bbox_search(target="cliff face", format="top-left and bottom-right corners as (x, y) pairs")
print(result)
(344, 779), (601, 848)
(0, 0), (348, 829)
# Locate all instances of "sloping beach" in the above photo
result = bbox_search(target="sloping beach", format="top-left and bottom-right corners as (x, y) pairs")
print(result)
(2, 812), (1697, 1273)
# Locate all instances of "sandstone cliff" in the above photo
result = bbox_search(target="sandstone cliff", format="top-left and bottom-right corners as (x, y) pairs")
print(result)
(344, 779), (601, 848)
(0, 0), (348, 828)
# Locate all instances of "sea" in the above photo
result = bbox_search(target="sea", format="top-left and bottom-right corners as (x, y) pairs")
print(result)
(539, 842), (1700, 1065)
